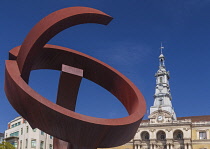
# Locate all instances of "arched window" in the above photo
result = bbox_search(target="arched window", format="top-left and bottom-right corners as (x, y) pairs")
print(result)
(159, 99), (163, 105)
(160, 77), (163, 83)
(157, 131), (166, 140)
(141, 131), (150, 141)
(173, 130), (183, 140)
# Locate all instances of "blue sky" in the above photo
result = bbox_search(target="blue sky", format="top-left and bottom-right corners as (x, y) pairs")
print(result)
(1, 0), (210, 132)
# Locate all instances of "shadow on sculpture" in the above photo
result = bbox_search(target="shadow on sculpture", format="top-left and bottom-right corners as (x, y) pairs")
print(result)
(5, 6), (146, 149)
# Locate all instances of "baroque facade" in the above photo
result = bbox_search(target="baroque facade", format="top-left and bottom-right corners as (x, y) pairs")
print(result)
(101, 46), (210, 149)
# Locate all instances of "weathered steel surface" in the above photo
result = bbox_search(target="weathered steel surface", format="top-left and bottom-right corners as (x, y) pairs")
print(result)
(5, 7), (146, 149)
(55, 64), (83, 148)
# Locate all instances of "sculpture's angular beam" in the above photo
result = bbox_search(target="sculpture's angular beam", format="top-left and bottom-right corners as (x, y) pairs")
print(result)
(56, 64), (83, 110)
(54, 65), (83, 149)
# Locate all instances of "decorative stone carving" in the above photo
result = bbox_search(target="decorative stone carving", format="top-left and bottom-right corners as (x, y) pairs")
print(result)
(184, 127), (190, 131)
(149, 129), (156, 132)
(166, 128), (172, 132)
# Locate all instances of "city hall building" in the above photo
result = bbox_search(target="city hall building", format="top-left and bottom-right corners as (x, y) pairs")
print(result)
(102, 48), (210, 149)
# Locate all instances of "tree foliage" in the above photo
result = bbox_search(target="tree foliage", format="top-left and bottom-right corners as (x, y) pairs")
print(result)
(0, 142), (15, 149)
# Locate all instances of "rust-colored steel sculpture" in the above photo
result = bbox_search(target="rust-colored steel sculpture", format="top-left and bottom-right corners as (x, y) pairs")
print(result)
(5, 6), (146, 149)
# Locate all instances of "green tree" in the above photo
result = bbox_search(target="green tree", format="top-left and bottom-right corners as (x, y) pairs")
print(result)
(0, 142), (15, 149)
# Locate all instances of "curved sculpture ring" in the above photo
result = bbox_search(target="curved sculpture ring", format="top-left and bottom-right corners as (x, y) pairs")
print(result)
(5, 7), (146, 149)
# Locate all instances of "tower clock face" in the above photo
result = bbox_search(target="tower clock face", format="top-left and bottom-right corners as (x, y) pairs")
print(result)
(157, 115), (163, 121)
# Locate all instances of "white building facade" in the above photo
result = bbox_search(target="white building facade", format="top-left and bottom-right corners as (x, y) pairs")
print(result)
(4, 116), (53, 149)
(0, 133), (4, 144)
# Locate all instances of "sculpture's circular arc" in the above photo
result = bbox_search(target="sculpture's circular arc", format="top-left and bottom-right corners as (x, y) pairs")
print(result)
(6, 44), (146, 148)
(5, 6), (146, 149)
(16, 6), (113, 82)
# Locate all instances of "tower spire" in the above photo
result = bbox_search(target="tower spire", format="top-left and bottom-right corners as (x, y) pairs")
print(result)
(149, 45), (177, 122)
(159, 43), (165, 68)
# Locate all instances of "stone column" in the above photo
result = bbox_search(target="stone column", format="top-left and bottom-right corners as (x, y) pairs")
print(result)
(134, 144), (138, 149)
(170, 144), (173, 149)
(188, 144), (191, 149)
(184, 144), (187, 149)
(167, 144), (169, 149)
(154, 144), (156, 149)
(205, 129), (209, 139)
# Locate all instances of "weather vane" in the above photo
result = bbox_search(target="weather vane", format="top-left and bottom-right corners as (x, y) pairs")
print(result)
(160, 42), (164, 54)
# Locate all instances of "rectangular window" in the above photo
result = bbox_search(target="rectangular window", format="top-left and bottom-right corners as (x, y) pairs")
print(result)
(199, 131), (207, 139)
(10, 131), (19, 137)
(40, 141), (44, 149)
(50, 136), (53, 139)
(14, 142), (17, 148)
(49, 144), (52, 149)
(26, 139), (28, 148)
(26, 126), (29, 133)
(31, 139), (36, 148)
(11, 142), (18, 148)
(20, 140), (22, 149)
(41, 131), (44, 135)
(33, 128), (37, 132)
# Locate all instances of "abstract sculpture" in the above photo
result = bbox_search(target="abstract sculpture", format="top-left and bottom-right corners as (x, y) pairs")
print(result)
(5, 7), (146, 149)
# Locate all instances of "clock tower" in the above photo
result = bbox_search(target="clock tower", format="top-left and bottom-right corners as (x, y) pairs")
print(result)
(149, 44), (177, 123)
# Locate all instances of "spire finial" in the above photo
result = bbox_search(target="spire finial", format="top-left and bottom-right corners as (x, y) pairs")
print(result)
(159, 43), (165, 67)
(160, 42), (164, 54)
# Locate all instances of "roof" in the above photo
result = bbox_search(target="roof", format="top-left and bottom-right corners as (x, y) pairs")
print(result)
(141, 115), (210, 123)
(159, 54), (164, 58)
(177, 115), (210, 122)
(141, 119), (149, 123)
